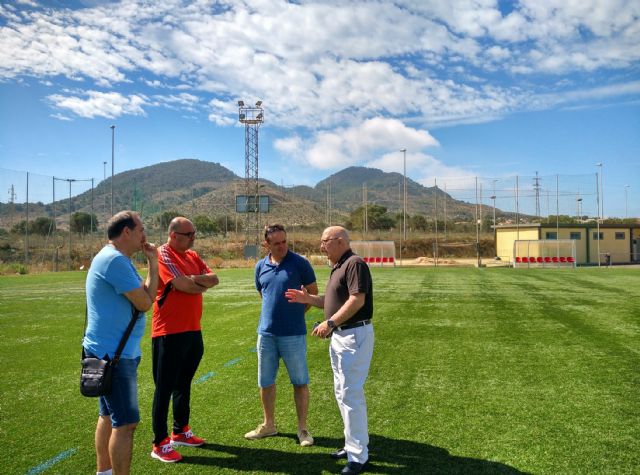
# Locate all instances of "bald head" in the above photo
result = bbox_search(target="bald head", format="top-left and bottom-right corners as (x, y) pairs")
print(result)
(321, 226), (351, 264)
(168, 216), (196, 252)
(169, 217), (191, 233)
(324, 226), (349, 244)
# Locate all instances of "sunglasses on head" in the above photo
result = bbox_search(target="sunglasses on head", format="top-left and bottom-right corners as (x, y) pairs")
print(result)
(264, 224), (285, 239)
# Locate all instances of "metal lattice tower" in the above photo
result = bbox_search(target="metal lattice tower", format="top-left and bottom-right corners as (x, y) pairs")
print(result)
(533, 171), (541, 219)
(238, 100), (264, 247)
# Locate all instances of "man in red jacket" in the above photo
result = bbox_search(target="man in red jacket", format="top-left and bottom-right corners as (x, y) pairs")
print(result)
(150, 217), (219, 463)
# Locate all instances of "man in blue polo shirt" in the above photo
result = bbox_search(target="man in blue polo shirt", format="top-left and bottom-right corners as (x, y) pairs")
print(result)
(244, 224), (318, 447)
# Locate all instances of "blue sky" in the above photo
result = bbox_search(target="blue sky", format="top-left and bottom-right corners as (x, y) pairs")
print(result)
(0, 0), (639, 218)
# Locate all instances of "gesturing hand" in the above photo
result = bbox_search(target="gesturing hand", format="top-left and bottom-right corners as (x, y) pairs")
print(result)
(285, 285), (310, 304)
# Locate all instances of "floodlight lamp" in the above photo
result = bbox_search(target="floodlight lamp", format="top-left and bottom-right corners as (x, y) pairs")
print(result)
(256, 112), (263, 120)
(255, 100), (262, 107)
(239, 113), (245, 120)
(238, 100), (244, 107)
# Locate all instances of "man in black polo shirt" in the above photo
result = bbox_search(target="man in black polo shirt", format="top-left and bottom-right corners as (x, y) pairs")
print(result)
(285, 226), (374, 475)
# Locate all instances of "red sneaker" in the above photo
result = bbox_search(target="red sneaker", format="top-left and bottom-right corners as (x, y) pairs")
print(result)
(170, 425), (205, 447)
(151, 437), (182, 463)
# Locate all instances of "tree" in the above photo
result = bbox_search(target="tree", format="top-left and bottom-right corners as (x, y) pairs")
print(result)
(158, 210), (182, 230)
(31, 217), (56, 235)
(192, 215), (219, 235)
(349, 204), (395, 230)
(215, 215), (233, 235)
(11, 217), (56, 235)
(11, 220), (27, 234)
(410, 214), (429, 231)
(71, 212), (98, 233)
(543, 215), (579, 224)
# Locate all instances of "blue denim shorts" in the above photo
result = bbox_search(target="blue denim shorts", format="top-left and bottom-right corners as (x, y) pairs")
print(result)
(257, 334), (309, 387)
(98, 356), (141, 428)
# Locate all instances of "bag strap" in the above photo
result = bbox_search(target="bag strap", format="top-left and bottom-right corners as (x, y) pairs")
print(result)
(156, 282), (172, 308)
(111, 306), (141, 366)
(83, 304), (140, 365)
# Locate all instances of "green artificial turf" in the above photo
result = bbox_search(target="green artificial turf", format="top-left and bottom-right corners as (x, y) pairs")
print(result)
(0, 267), (638, 474)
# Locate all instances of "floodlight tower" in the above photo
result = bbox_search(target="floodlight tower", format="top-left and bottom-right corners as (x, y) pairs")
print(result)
(238, 100), (264, 247)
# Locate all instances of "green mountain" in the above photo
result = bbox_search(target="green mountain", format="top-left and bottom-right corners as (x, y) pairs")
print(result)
(1, 159), (490, 228)
(293, 166), (479, 219)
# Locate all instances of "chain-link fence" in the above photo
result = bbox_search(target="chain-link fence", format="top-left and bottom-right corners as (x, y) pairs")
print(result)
(1, 166), (605, 272)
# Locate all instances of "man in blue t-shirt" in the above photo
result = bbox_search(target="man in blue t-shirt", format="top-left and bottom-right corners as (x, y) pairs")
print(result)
(84, 210), (159, 475)
(244, 224), (318, 447)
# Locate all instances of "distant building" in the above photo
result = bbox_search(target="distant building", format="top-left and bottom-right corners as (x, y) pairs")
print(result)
(495, 223), (640, 266)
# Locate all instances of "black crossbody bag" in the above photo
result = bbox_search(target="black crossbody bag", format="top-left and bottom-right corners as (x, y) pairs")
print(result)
(80, 306), (140, 397)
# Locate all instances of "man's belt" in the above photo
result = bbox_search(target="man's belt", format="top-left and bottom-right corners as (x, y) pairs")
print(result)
(335, 319), (372, 332)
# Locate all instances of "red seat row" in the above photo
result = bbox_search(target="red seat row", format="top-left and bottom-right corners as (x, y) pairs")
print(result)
(515, 256), (574, 264)
(362, 256), (395, 264)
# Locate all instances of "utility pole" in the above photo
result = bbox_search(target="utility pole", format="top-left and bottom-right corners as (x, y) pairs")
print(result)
(400, 148), (407, 266)
(110, 125), (115, 217)
(434, 178), (438, 266)
(576, 194), (582, 221)
(475, 176), (480, 267)
(596, 162), (604, 218)
(491, 179), (498, 231)
(8, 184), (16, 229)
(443, 183), (447, 241)
(362, 183), (368, 239)
(25, 173), (29, 267)
(326, 178), (332, 226)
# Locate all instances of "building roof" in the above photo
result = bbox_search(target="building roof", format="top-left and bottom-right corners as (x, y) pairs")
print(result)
(495, 222), (640, 230)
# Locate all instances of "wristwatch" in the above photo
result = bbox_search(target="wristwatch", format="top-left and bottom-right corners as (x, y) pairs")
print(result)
(327, 320), (336, 330)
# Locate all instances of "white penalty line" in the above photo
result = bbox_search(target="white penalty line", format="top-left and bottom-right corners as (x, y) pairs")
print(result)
(26, 448), (78, 474)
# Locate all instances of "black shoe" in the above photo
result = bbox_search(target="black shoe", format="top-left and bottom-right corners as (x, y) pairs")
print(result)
(330, 448), (348, 460)
(341, 461), (367, 475)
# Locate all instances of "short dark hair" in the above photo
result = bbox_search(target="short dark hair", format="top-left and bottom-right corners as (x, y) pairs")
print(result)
(107, 211), (139, 239)
(264, 223), (286, 241)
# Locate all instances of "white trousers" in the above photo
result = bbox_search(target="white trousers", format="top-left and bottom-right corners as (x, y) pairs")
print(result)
(330, 323), (374, 464)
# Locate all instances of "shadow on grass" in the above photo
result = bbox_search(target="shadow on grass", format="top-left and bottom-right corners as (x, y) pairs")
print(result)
(181, 433), (530, 474)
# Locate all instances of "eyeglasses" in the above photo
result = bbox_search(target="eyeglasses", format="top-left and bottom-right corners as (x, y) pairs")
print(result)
(174, 230), (196, 238)
(320, 237), (339, 244)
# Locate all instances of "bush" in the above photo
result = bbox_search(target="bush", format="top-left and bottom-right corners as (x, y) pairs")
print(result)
(192, 215), (220, 235)
(6, 263), (28, 275)
(157, 210), (182, 229)
(71, 212), (98, 233)
(10, 217), (56, 236)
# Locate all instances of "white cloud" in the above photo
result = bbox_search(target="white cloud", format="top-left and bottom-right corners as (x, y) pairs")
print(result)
(280, 117), (439, 170)
(150, 92), (200, 111)
(47, 91), (147, 119)
(1, 0), (639, 129)
(274, 136), (303, 155)
(207, 98), (237, 126)
(50, 112), (72, 121)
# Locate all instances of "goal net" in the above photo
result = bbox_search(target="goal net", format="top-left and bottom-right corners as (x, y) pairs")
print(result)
(513, 239), (576, 268)
(350, 240), (396, 266)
